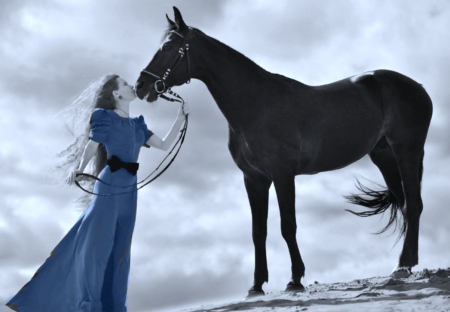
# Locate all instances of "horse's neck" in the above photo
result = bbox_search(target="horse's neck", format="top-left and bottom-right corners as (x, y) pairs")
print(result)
(193, 34), (276, 129)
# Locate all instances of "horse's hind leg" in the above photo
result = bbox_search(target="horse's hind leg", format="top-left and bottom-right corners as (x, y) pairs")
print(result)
(376, 71), (431, 274)
(388, 140), (425, 272)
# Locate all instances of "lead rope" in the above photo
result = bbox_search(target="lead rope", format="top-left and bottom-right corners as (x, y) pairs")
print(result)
(75, 92), (188, 196)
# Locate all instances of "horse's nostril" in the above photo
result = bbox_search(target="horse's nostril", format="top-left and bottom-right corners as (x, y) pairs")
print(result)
(136, 81), (144, 89)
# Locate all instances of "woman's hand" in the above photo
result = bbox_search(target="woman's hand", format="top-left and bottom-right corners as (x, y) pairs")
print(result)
(148, 102), (190, 151)
(177, 102), (190, 120)
(66, 170), (82, 185)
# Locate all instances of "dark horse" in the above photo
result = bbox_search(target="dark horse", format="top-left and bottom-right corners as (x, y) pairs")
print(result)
(135, 7), (433, 296)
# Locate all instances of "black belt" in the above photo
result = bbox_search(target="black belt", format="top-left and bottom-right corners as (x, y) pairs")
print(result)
(107, 156), (139, 175)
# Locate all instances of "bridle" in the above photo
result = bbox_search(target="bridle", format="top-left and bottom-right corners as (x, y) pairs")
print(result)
(74, 28), (194, 196)
(140, 27), (193, 99)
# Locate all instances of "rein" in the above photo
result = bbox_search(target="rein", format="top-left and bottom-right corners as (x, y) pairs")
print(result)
(75, 28), (194, 196)
(75, 36), (193, 196)
(75, 108), (188, 196)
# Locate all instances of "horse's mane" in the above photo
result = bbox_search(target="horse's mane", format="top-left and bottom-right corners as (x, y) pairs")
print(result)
(161, 25), (293, 83)
(194, 28), (272, 77)
(161, 23), (257, 65)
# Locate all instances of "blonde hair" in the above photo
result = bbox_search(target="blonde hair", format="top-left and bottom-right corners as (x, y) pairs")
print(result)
(56, 74), (119, 210)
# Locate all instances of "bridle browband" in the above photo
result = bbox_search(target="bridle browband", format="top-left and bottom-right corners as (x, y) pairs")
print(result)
(140, 27), (193, 97)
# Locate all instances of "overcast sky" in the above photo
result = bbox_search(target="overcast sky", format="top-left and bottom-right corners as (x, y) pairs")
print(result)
(1, 1), (449, 311)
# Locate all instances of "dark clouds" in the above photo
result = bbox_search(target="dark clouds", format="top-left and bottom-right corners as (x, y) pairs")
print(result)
(1, 1), (450, 311)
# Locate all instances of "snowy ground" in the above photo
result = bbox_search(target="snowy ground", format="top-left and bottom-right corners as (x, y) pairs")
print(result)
(181, 268), (450, 312)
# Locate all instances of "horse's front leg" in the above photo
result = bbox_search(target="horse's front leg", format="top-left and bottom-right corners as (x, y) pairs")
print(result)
(273, 174), (305, 292)
(244, 174), (272, 297)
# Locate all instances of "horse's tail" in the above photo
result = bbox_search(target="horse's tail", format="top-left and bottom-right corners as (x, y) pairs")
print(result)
(344, 178), (407, 242)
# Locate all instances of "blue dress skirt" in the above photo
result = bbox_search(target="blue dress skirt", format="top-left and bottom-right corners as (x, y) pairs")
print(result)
(6, 109), (153, 312)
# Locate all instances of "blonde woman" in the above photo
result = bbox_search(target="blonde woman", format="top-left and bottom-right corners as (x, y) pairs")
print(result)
(6, 74), (189, 312)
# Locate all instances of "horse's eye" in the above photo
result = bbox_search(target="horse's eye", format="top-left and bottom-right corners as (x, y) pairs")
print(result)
(163, 45), (172, 51)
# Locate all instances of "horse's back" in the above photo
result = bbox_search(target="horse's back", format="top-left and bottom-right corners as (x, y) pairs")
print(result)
(292, 69), (432, 135)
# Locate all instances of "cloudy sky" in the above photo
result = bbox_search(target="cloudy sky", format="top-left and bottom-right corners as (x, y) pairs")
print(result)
(1, 0), (449, 311)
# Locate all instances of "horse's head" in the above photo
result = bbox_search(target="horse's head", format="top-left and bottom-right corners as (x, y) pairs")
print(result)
(136, 7), (194, 103)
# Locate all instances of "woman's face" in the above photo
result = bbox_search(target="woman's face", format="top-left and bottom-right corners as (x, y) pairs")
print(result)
(115, 77), (137, 102)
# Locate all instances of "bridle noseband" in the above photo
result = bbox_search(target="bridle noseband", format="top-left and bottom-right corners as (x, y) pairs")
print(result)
(140, 27), (193, 97)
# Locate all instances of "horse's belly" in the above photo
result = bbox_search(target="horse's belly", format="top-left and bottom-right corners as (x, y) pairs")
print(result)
(297, 127), (382, 175)
(299, 148), (368, 175)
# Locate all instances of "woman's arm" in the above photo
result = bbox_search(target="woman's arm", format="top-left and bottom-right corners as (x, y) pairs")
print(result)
(146, 102), (189, 151)
(66, 139), (99, 185)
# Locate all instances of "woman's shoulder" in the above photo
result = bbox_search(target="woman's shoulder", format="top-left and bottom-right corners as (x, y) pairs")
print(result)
(91, 108), (112, 120)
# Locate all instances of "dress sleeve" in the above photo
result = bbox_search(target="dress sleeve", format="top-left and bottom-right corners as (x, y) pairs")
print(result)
(89, 108), (111, 144)
(137, 115), (154, 148)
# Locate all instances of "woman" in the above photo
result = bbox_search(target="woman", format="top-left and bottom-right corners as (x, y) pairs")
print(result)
(5, 74), (189, 312)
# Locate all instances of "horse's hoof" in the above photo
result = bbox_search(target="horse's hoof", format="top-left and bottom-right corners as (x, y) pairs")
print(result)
(285, 281), (305, 293)
(391, 266), (412, 279)
(245, 287), (265, 299)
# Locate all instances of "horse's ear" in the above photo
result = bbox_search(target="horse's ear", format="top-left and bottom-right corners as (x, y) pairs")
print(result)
(173, 6), (187, 30)
(166, 14), (176, 27)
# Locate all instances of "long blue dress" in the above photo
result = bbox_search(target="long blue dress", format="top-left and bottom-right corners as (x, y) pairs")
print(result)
(6, 108), (152, 312)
